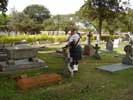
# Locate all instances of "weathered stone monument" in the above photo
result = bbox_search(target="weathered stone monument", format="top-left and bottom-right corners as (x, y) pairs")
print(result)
(93, 44), (101, 59)
(125, 33), (130, 41)
(0, 41), (47, 73)
(106, 40), (113, 52)
(122, 34), (133, 65)
(83, 32), (95, 56)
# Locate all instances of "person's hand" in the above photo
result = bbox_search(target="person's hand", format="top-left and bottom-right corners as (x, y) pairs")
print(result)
(62, 45), (68, 49)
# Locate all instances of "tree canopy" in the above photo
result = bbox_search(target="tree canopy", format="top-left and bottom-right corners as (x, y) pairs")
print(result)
(23, 4), (51, 23)
(79, 0), (127, 38)
(0, 0), (8, 14)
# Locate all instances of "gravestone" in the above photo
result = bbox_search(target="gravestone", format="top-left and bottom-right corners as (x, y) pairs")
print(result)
(93, 44), (101, 59)
(106, 40), (113, 52)
(97, 35), (133, 72)
(0, 43), (47, 73)
(96, 34), (100, 44)
(113, 39), (119, 48)
(84, 45), (95, 56)
(122, 45), (133, 65)
(122, 35), (133, 65)
(87, 32), (92, 45)
(83, 32), (95, 56)
(125, 34), (130, 41)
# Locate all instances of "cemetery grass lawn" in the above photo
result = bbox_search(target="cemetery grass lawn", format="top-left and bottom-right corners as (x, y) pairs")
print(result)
(0, 45), (133, 100)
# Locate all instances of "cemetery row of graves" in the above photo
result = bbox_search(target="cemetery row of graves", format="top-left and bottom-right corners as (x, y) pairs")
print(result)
(0, 32), (132, 100)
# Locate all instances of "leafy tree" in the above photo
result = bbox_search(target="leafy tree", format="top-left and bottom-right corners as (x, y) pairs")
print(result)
(9, 9), (43, 34)
(53, 14), (80, 32)
(23, 4), (51, 23)
(0, 0), (8, 14)
(104, 8), (133, 34)
(127, 8), (133, 32)
(79, 0), (126, 38)
(42, 14), (77, 32)
(8, 12), (26, 33)
(0, 14), (10, 32)
(43, 18), (57, 31)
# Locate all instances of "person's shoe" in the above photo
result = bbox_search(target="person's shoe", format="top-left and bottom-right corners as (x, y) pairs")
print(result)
(73, 65), (78, 72)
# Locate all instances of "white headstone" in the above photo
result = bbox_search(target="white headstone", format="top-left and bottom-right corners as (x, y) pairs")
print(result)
(113, 39), (119, 48)
(96, 34), (100, 44)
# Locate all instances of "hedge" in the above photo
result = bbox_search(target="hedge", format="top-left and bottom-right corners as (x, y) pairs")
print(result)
(0, 34), (121, 44)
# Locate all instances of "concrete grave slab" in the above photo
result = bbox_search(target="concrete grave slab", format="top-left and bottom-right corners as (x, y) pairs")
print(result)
(0, 43), (47, 73)
(97, 63), (133, 72)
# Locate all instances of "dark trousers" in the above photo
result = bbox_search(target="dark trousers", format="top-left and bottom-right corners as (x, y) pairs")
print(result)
(69, 45), (82, 67)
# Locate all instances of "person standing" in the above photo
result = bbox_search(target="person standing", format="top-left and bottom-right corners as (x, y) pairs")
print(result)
(66, 28), (82, 72)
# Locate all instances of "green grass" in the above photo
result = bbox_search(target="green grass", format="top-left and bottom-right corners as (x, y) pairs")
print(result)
(0, 42), (133, 100)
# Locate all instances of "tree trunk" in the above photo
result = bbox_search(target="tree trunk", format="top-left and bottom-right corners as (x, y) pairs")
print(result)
(98, 16), (103, 39)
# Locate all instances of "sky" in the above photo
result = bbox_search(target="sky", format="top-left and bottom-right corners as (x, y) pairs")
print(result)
(7, 0), (133, 15)
(7, 0), (85, 15)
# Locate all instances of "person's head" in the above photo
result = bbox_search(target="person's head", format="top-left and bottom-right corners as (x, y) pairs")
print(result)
(70, 28), (76, 35)
(69, 25), (77, 35)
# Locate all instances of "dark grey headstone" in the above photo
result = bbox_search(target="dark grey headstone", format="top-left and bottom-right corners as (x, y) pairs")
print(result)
(106, 40), (113, 52)
(125, 34), (130, 41)
(93, 44), (101, 59)
(122, 46), (133, 65)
